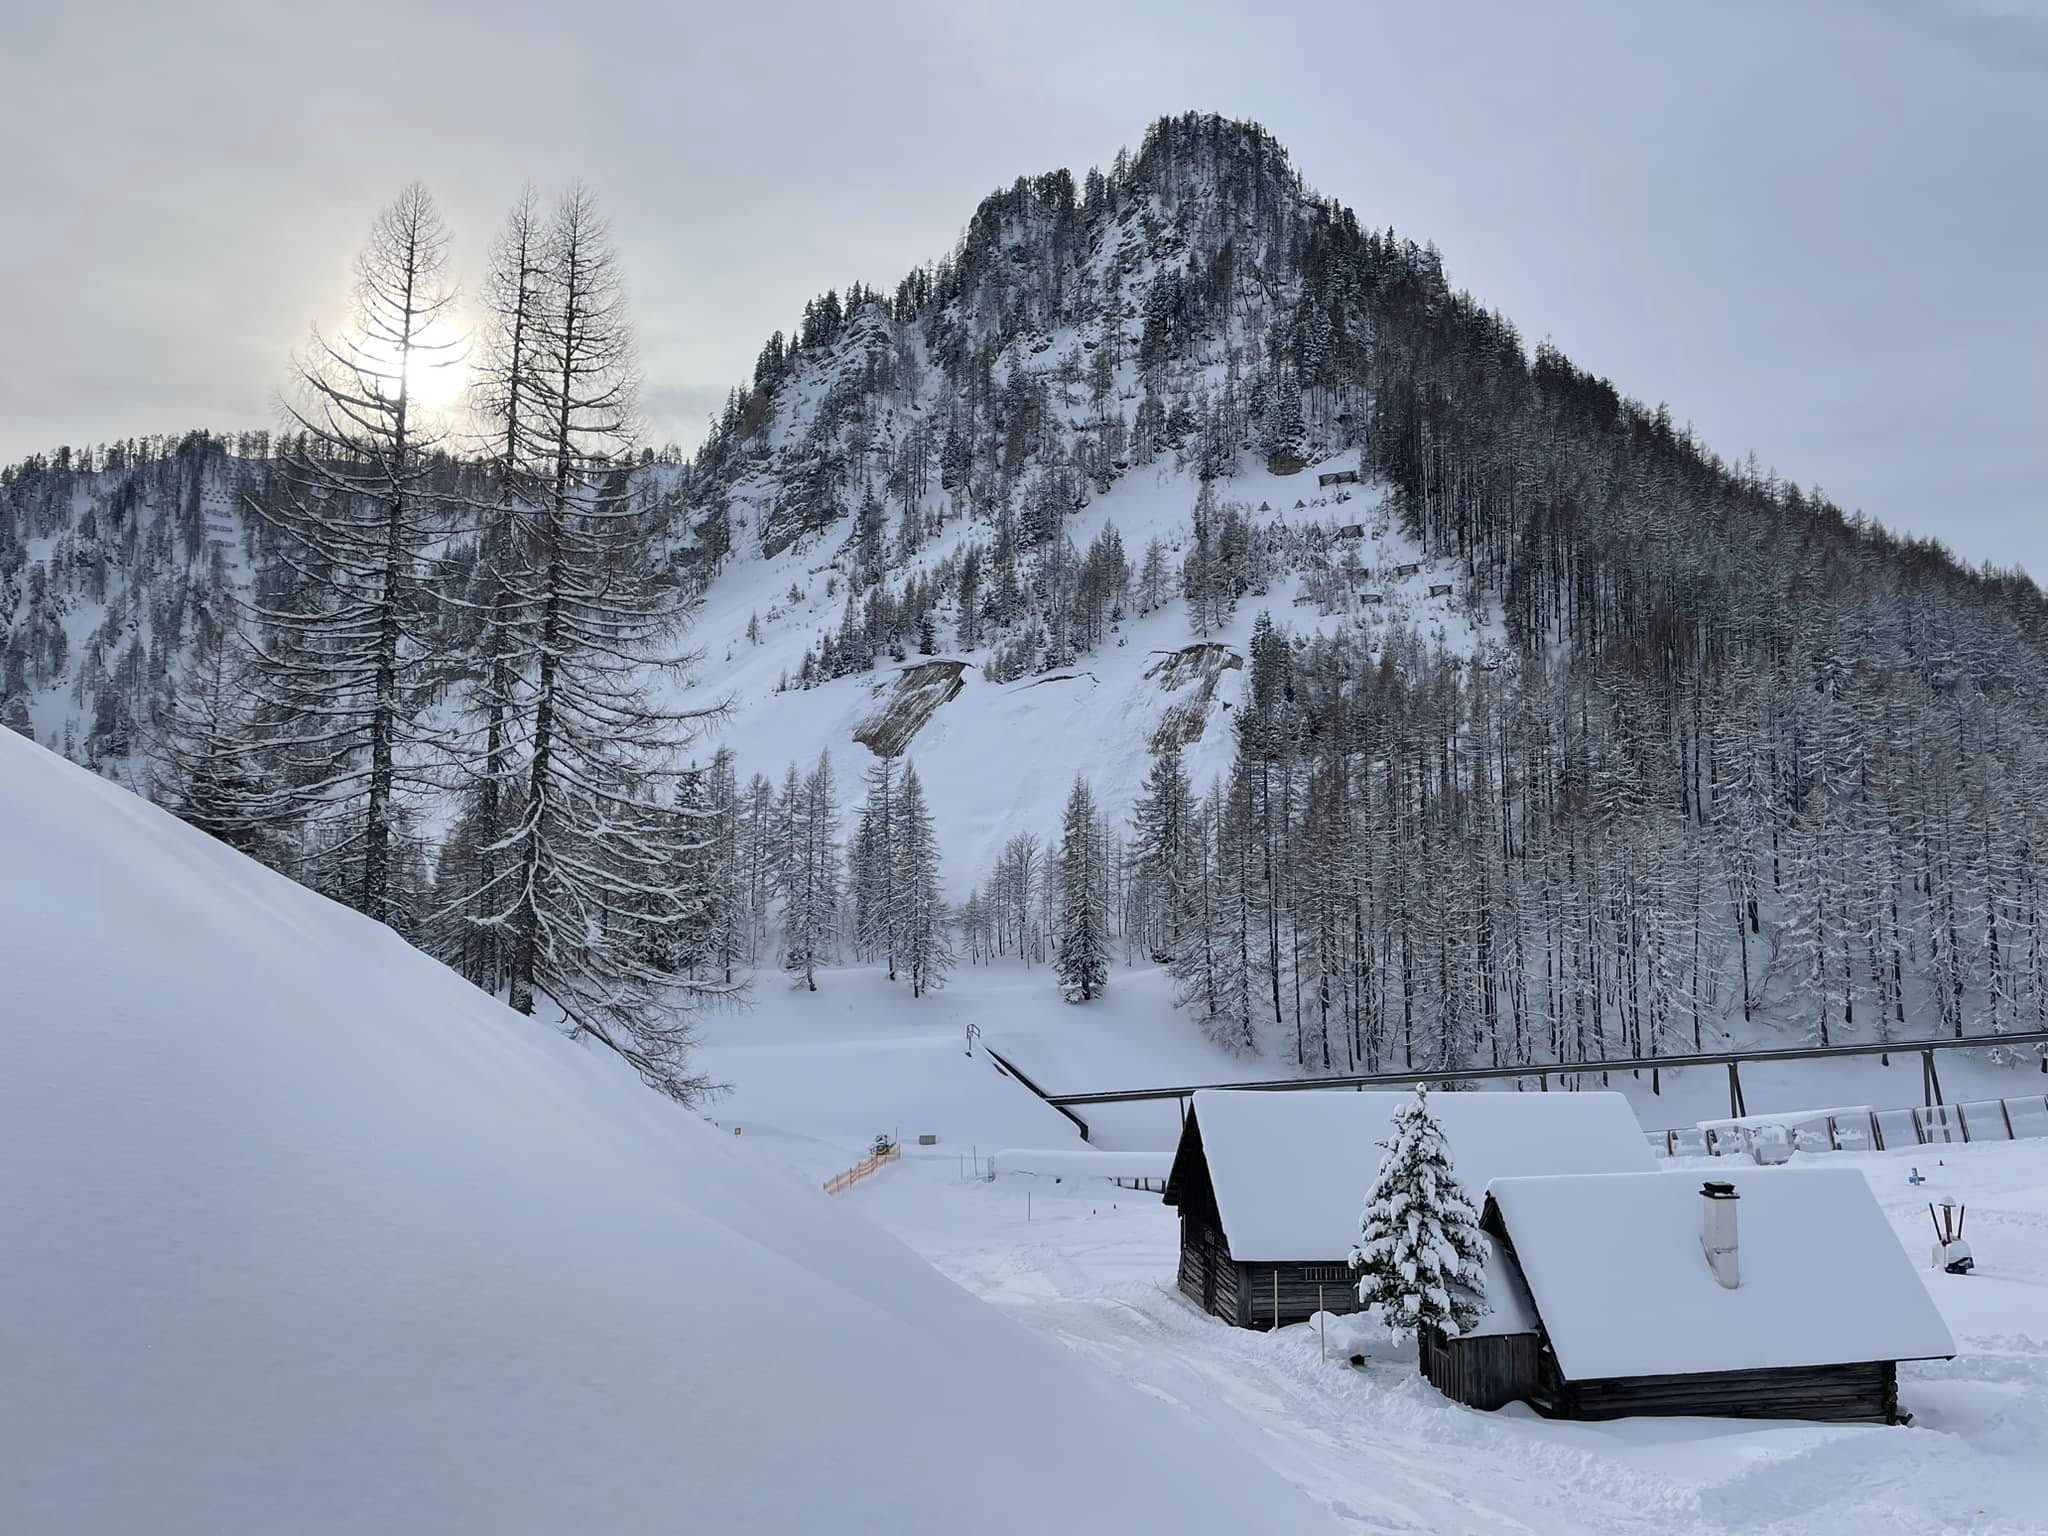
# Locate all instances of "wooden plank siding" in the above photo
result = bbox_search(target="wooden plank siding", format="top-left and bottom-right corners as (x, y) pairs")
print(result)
(1240, 1260), (1362, 1328)
(1528, 1347), (1901, 1424)
(1174, 1218), (1353, 1328)
(1174, 1215), (1245, 1323)
(1420, 1326), (1541, 1412)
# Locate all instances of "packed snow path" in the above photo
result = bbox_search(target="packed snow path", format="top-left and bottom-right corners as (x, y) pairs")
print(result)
(846, 1142), (2048, 1536)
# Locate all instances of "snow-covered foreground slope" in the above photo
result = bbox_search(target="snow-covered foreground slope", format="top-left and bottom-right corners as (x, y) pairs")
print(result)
(852, 1140), (2048, 1536)
(0, 730), (1341, 1535)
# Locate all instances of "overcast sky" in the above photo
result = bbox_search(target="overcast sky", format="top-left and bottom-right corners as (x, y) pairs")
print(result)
(3, 0), (2041, 575)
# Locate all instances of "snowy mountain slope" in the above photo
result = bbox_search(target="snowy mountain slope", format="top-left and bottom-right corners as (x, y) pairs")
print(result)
(0, 729), (1342, 1536)
(681, 452), (1492, 893)
(0, 433), (261, 781)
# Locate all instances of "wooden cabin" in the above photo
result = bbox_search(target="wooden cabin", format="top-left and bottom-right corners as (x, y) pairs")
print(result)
(1451, 1168), (1956, 1424)
(1161, 1089), (1652, 1330)
(1317, 468), (1361, 486)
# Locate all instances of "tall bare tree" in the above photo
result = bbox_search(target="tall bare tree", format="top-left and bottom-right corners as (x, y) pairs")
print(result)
(441, 183), (548, 993)
(245, 183), (460, 926)
(479, 184), (727, 1102)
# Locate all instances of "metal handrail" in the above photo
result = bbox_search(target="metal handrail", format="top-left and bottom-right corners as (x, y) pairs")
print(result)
(1039, 1028), (2048, 1111)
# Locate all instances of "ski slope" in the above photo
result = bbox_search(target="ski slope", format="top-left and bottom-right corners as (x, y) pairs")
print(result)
(0, 729), (1341, 1535)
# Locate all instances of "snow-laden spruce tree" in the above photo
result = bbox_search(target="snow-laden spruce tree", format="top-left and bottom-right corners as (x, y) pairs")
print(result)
(850, 756), (899, 976)
(1054, 774), (1110, 1002)
(149, 621), (287, 868)
(1351, 1085), (1489, 1338)
(896, 760), (954, 997)
(778, 751), (840, 991)
(1130, 739), (1196, 963)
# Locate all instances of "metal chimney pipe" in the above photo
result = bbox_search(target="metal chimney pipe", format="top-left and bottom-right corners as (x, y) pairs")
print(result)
(1701, 1180), (1740, 1289)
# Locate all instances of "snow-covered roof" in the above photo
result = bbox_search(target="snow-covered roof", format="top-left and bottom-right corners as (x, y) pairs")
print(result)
(1466, 1235), (1540, 1337)
(1486, 1168), (1956, 1380)
(1177, 1088), (1651, 1261)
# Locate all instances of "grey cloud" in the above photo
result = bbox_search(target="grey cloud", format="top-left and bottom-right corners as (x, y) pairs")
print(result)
(1, 0), (2039, 576)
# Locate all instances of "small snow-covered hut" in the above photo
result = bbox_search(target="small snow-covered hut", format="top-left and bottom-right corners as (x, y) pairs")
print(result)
(1474, 1168), (1955, 1423)
(1161, 1089), (1652, 1329)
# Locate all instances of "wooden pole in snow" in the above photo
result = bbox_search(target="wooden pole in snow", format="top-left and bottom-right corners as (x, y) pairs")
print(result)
(1272, 1271), (1279, 1332)
(1319, 1287), (1326, 1360)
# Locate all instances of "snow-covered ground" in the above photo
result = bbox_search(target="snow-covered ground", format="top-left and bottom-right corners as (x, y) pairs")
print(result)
(0, 729), (1341, 1535)
(697, 956), (2048, 1170)
(689, 960), (2048, 1534)
(694, 961), (1261, 1167)
(844, 1140), (2048, 1536)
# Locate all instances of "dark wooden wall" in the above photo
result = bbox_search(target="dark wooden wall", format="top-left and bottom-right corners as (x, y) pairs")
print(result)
(1529, 1350), (1902, 1424)
(1176, 1218), (1362, 1329)
(1176, 1214), (1244, 1323)
(1241, 1261), (1362, 1329)
(1421, 1326), (1541, 1411)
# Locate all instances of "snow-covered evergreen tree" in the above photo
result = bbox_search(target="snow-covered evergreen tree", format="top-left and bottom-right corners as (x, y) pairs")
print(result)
(1168, 786), (1226, 1041)
(851, 756), (899, 977)
(738, 769), (777, 965)
(780, 750), (840, 991)
(1351, 1085), (1489, 1338)
(700, 748), (744, 985)
(896, 760), (954, 997)
(1131, 740), (1197, 962)
(149, 622), (284, 865)
(1054, 774), (1110, 1002)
